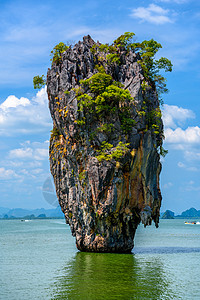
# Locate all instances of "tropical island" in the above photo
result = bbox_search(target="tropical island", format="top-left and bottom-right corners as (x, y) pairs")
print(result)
(33, 32), (172, 253)
(1, 207), (199, 220)
(162, 207), (200, 219)
(0, 206), (64, 219)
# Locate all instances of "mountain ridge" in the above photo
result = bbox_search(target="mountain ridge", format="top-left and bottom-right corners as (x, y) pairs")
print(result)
(161, 207), (200, 219)
(0, 206), (64, 218)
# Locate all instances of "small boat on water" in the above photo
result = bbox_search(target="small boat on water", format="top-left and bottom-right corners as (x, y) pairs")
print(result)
(185, 221), (200, 225)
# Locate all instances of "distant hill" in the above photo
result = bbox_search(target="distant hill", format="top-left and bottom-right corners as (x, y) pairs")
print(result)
(162, 210), (174, 219)
(176, 207), (200, 219)
(0, 207), (10, 218)
(161, 207), (200, 219)
(1, 206), (200, 220)
(0, 206), (64, 219)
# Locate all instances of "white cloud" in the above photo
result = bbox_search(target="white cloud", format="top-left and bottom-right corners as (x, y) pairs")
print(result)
(164, 121), (200, 168)
(163, 182), (173, 188)
(18, 168), (45, 179)
(177, 161), (198, 171)
(187, 167), (198, 172)
(32, 88), (49, 106)
(165, 126), (200, 144)
(162, 104), (195, 129)
(9, 147), (33, 159)
(1, 140), (50, 185)
(9, 140), (49, 161)
(184, 151), (200, 161)
(0, 87), (52, 136)
(163, 105), (200, 165)
(3, 160), (42, 169)
(0, 167), (21, 180)
(32, 168), (43, 174)
(34, 148), (49, 161)
(184, 184), (200, 192)
(0, 95), (30, 110)
(177, 161), (185, 168)
(130, 4), (173, 24)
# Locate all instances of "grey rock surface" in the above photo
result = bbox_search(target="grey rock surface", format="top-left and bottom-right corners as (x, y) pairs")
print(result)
(47, 35), (163, 252)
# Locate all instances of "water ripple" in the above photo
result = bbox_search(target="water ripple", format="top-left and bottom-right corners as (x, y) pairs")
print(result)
(133, 246), (200, 254)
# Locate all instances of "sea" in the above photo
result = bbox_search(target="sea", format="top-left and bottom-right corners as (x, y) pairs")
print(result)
(1, 218), (200, 299)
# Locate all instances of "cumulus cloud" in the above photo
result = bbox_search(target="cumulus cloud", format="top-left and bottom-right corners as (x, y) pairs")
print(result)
(0, 140), (50, 186)
(164, 117), (200, 166)
(165, 126), (200, 144)
(162, 104), (195, 129)
(130, 4), (173, 24)
(0, 167), (21, 180)
(162, 105), (200, 166)
(0, 95), (30, 109)
(0, 87), (52, 136)
(9, 148), (33, 159)
(9, 140), (49, 161)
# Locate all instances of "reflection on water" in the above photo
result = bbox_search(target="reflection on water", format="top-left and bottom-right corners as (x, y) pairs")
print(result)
(52, 252), (175, 300)
(2, 220), (200, 299)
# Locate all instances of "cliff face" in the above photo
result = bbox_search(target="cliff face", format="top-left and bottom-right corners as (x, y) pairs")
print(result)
(47, 35), (163, 253)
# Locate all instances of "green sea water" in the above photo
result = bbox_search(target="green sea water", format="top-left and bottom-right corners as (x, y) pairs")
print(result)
(1, 218), (200, 299)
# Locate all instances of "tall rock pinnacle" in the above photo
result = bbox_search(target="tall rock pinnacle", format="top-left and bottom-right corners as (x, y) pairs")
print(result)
(47, 34), (164, 252)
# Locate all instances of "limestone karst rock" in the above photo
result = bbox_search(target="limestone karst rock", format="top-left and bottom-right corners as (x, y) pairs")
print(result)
(47, 35), (163, 253)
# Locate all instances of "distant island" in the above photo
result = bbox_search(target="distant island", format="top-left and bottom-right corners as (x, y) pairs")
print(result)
(161, 207), (200, 219)
(162, 210), (175, 219)
(1, 206), (200, 220)
(0, 206), (64, 219)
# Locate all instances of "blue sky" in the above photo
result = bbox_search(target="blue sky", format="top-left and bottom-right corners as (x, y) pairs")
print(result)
(0, 0), (200, 213)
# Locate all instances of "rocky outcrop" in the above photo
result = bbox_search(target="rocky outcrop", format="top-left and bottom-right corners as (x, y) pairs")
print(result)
(162, 210), (175, 219)
(47, 35), (163, 253)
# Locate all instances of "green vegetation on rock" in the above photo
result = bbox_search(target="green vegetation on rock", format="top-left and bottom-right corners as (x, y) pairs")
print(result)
(50, 126), (60, 138)
(50, 42), (69, 65)
(74, 68), (136, 161)
(46, 34), (168, 252)
(96, 141), (130, 162)
(33, 75), (46, 89)
(91, 32), (172, 101)
(34, 32), (172, 163)
(76, 70), (134, 129)
(133, 39), (172, 99)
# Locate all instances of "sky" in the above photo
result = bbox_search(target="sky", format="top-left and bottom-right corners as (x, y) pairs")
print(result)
(0, 0), (200, 214)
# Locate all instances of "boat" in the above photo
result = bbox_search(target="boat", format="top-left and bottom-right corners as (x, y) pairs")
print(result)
(185, 221), (199, 225)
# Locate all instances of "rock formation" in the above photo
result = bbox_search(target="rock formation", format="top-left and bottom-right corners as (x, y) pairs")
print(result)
(161, 210), (175, 219)
(47, 35), (163, 253)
